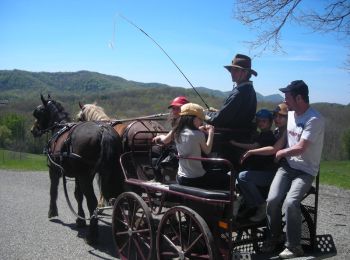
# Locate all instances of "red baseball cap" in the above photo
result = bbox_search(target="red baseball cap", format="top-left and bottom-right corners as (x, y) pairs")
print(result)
(168, 96), (189, 108)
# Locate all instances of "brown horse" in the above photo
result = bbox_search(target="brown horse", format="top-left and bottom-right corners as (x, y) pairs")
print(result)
(31, 95), (124, 245)
(76, 102), (169, 181)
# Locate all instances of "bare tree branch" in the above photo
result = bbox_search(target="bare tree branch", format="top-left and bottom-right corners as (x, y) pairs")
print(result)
(234, 0), (350, 67)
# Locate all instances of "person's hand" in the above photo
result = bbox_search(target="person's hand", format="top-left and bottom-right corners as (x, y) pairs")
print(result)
(208, 107), (218, 112)
(275, 149), (285, 161)
(240, 150), (251, 164)
(152, 135), (164, 144)
(201, 124), (214, 134)
(206, 124), (214, 134)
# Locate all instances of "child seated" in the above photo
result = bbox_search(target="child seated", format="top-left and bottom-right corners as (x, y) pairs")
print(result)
(153, 103), (230, 189)
(230, 109), (276, 171)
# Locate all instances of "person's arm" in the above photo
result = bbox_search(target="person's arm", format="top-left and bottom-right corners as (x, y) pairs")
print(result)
(241, 131), (287, 163)
(276, 115), (324, 160)
(152, 131), (172, 145)
(275, 139), (310, 161)
(205, 90), (241, 126)
(199, 125), (215, 154)
(230, 139), (260, 150)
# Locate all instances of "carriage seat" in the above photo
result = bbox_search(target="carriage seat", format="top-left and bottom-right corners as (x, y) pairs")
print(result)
(169, 184), (230, 200)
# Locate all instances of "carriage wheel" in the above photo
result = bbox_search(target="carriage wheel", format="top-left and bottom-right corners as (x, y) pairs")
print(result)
(112, 192), (155, 260)
(156, 206), (218, 260)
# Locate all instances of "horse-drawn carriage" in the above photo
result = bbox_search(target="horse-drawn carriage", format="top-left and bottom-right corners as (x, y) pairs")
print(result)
(31, 95), (335, 259)
(110, 120), (331, 259)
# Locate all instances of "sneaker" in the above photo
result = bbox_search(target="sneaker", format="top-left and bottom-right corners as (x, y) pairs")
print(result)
(249, 202), (266, 222)
(279, 246), (304, 259)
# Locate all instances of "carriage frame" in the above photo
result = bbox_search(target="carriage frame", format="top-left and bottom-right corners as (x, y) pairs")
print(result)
(108, 126), (332, 260)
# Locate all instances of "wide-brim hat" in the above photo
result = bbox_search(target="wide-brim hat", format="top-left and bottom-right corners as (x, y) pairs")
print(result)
(274, 103), (288, 116)
(224, 54), (257, 76)
(179, 103), (205, 120)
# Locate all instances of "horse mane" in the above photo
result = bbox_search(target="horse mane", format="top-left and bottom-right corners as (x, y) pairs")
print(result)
(77, 103), (112, 121)
(53, 100), (71, 122)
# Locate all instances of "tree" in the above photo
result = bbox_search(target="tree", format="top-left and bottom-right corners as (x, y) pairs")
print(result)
(0, 114), (26, 151)
(0, 125), (11, 147)
(343, 128), (350, 159)
(234, 0), (350, 70)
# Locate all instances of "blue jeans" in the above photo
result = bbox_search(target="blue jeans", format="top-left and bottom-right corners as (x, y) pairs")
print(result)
(266, 165), (314, 248)
(237, 170), (276, 208)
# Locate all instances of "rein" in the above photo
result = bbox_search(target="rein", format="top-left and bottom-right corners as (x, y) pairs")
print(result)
(37, 123), (60, 136)
(110, 113), (169, 126)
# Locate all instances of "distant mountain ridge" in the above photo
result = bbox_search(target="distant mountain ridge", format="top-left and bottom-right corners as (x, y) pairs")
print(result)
(0, 69), (283, 103)
(196, 86), (283, 103)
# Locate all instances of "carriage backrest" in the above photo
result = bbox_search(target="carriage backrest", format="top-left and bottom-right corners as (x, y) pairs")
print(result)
(121, 120), (166, 152)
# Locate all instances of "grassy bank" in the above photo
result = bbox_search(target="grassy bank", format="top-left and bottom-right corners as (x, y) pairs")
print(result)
(320, 160), (350, 190)
(0, 149), (349, 190)
(0, 149), (47, 171)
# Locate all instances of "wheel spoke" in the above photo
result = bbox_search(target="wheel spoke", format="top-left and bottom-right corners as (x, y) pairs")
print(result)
(132, 236), (147, 260)
(130, 199), (137, 229)
(185, 233), (204, 255)
(118, 236), (130, 255)
(113, 193), (154, 260)
(118, 202), (130, 227)
(161, 233), (181, 254)
(177, 210), (184, 251)
(135, 210), (146, 230)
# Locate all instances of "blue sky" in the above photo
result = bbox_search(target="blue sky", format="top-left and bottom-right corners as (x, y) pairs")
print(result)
(1, 0), (349, 104)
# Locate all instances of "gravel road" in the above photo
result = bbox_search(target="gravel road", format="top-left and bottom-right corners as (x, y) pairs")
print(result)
(0, 170), (349, 259)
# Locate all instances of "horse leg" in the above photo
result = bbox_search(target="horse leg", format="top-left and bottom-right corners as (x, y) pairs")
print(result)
(74, 179), (87, 227)
(78, 175), (99, 245)
(48, 168), (59, 218)
(96, 174), (106, 207)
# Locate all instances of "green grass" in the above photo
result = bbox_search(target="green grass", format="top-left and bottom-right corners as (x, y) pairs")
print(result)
(1, 149), (349, 190)
(0, 149), (47, 171)
(320, 160), (350, 190)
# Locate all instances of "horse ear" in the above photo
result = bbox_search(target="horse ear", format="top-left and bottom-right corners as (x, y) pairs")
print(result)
(40, 94), (48, 105)
(48, 94), (51, 100)
(79, 101), (84, 109)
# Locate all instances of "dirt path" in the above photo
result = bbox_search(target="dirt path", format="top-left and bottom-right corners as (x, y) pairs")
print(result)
(317, 185), (350, 259)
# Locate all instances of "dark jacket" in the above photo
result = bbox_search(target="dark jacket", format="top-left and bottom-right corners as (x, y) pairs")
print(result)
(206, 81), (257, 130)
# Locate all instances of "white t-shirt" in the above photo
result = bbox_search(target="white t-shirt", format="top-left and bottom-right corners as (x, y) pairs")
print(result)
(286, 107), (325, 176)
(175, 128), (206, 178)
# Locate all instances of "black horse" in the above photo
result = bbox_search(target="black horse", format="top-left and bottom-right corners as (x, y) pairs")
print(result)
(31, 95), (124, 245)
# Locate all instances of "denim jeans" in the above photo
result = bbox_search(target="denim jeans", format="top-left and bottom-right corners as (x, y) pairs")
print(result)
(266, 165), (314, 248)
(237, 170), (276, 207)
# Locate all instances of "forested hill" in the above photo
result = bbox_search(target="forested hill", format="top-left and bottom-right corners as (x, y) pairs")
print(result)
(0, 69), (282, 103)
(0, 69), (349, 160)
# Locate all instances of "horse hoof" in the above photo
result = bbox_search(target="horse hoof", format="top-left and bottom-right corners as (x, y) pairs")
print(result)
(76, 218), (87, 228)
(48, 208), (58, 218)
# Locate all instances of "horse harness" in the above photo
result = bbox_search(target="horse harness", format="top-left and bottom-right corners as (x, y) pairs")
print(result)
(45, 123), (81, 169)
(46, 121), (109, 168)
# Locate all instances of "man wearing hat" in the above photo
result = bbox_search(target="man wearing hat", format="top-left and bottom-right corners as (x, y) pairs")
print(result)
(205, 53), (257, 165)
(261, 80), (325, 258)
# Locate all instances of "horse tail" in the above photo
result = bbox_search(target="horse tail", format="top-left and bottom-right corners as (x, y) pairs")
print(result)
(96, 124), (124, 202)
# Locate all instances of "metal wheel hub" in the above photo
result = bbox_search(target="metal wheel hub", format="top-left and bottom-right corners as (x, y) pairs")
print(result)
(128, 228), (133, 237)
